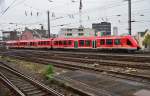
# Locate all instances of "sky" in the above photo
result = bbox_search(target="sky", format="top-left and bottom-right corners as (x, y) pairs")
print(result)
(0, 0), (150, 36)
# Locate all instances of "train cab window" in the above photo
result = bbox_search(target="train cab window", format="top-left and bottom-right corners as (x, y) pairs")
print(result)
(100, 39), (105, 45)
(106, 39), (113, 45)
(85, 40), (91, 47)
(114, 39), (121, 45)
(127, 39), (132, 46)
(79, 40), (84, 46)
(68, 40), (72, 45)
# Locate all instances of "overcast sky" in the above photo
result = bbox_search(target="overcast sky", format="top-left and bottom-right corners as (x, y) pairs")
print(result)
(0, 0), (150, 35)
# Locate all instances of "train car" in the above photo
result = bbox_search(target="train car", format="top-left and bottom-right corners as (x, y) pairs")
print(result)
(18, 40), (28, 48)
(52, 37), (96, 49)
(96, 35), (140, 51)
(36, 39), (53, 49)
(6, 35), (140, 51)
(52, 38), (75, 49)
(6, 40), (19, 48)
(73, 37), (96, 49)
(9, 39), (53, 49)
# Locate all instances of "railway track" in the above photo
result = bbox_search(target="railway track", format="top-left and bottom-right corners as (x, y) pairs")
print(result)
(3, 53), (150, 84)
(0, 61), (64, 96)
(1, 50), (150, 96)
(4, 49), (150, 63)
(4, 51), (150, 70)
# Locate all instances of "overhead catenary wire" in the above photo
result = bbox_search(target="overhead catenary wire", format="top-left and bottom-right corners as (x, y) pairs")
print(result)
(0, 0), (18, 17)
(0, 0), (149, 32)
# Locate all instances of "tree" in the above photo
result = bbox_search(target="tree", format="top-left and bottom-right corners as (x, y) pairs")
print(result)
(143, 34), (150, 49)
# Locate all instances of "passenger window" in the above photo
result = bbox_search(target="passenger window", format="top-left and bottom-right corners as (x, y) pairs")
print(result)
(41, 42), (43, 45)
(33, 42), (36, 46)
(106, 39), (113, 45)
(100, 39), (105, 45)
(30, 42), (32, 46)
(64, 41), (67, 45)
(47, 41), (50, 45)
(54, 41), (57, 45)
(115, 39), (121, 45)
(79, 40), (84, 46)
(44, 41), (46, 45)
(85, 40), (91, 47)
(59, 41), (62, 45)
(38, 42), (40, 45)
(68, 40), (72, 45)
(127, 39), (132, 46)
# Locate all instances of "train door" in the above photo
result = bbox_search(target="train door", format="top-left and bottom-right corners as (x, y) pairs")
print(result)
(74, 41), (78, 48)
(92, 40), (96, 48)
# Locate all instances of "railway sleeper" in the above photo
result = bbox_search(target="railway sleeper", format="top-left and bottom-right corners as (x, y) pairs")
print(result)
(23, 87), (38, 92)
(26, 90), (43, 95)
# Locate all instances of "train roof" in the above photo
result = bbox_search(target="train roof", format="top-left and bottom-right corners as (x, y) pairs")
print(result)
(7, 38), (53, 43)
(6, 36), (134, 43)
(96, 35), (132, 39)
(53, 36), (96, 40)
(53, 35), (132, 40)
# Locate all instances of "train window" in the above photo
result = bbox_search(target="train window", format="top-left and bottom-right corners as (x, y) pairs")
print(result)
(43, 41), (46, 45)
(41, 41), (43, 45)
(30, 42), (32, 46)
(79, 40), (84, 46)
(64, 41), (67, 45)
(38, 42), (41, 45)
(85, 40), (91, 47)
(68, 40), (72, 45)
(127, 39), (132, 46)
(54, 41), (58, 45)
(100, 39), (105, 45)
(114, 39), (121, 45)
(59, 41), (62, 45)
(33, 42), (36, 46)
(47, 41), (50, 45)
(106, 39), (113, 45)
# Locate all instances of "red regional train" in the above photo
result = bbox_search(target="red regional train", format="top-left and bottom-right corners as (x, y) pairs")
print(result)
(6, 35), (140, 51)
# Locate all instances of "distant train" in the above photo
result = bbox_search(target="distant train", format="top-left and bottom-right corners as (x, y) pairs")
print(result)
(6, 35), (140, 51)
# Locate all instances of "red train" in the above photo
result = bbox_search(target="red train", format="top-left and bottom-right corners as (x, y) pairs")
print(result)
(6, 35), (140, 51)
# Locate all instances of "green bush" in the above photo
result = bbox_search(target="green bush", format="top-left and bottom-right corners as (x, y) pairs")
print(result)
(45, 64), (54, 80)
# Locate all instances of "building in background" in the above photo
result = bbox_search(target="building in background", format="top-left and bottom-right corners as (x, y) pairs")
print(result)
(2, 31), (19, 41)
(113, 27), (118, 36)
(136, 29), (150, 50)
(92, 22), (111, 36)
(58, 27), (95, 38)
(20, 27), (57, 40)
